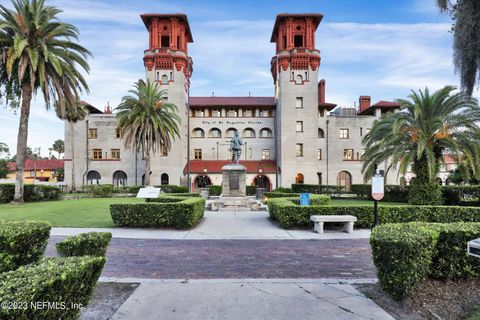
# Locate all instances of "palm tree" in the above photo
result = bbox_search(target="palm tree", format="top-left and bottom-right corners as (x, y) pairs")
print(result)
(0, 0), (91, 203)
(116, 80), (181, 186)
(56, 99), (86, 192)
(437, 0), (480, 96)
(362, 86), (480, 204)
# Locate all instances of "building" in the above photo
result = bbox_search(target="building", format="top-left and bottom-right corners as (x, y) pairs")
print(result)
(64, 12), (404, 192)
(7, 159), (64, 183)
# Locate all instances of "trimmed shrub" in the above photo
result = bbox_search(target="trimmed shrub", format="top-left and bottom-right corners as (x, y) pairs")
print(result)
(208, 185), (222, 196)
(408, 181), (443, 205)
(267, 199), (480, 229)
(370, 223), (439, 299)
(164, 192), (201, 197)
(0, 256), (105, 320)
(0, 184), (62, 203)
(350, 184), (409, 203)
(291, 184), (343, 196)
(56, 232), (112, 257)
(110, 197), (205, 228)
(154, 185), (189, 193)
(246, 185), (257, 196)
(83, 184), (113, 197)
(112, 185), (142, 194)
(272, 187), (295, 193)
(351, 184), (370, 198)
(0, 221), (51, 272)
(265, 192), (302, 198)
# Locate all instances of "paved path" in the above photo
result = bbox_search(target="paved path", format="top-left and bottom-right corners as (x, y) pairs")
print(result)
(51, 211), (371, 240)
(46, 238), (375, 280)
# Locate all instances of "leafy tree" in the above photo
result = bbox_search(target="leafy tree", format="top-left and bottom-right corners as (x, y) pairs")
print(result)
(52, 139), (64, 158)
(0, 142), (8, 153)
(54, 167), (64, 182)
(437, 0), (480, 95)
(0, 0), (91, 203)
(362, 86), (480, 204)
(116, 80), (180, 186)
(0, 159), (8, 178)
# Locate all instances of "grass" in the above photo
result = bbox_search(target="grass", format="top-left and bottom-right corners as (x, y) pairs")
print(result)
(0, 198), (143, 228)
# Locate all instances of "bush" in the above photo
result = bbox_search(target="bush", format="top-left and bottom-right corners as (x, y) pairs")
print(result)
(350, 184), (410, 203)
(0, 184), (63, 203)
(408, 181), (443, 205)
(83, 184), (113, 197)
(267, 199), (480, 229)
(154, 185), (189, 193)
(246, 185), (257, 196)
(112, 185), (143, 194)
(56, 232), (112, 257)
(291, 184), (343, 196)
(371, 222), (480, 299)
(264, 192), (302, 198)
(110, 197), (205, 229)
(164, 192), (201, 197)
(272, 187), (294, 193)
(351, 184), (370, 198)
(208, 185), (222, 196)
(0, 221), (51, 272)
(0, 256), (105, 320)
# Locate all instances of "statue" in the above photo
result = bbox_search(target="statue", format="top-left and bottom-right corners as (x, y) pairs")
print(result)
(230, 130), (244, 164)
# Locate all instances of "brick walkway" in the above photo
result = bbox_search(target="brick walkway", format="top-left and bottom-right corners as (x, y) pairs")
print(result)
(46, 237), (375, 279)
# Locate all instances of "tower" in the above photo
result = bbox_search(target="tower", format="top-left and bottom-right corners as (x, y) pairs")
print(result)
(141, 14), (193, 185)
(270, 14), (323, 187)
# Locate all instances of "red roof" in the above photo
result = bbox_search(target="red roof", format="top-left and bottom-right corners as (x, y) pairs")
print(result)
(8, 159), (64, 171)
(358, 100), (400, 115)
(270, 13), (323, 42)
(189, 97), (276, 107)
(444, 154), (458, 164)
(184, 160), (277, 175)
(140, 14), (193, 42)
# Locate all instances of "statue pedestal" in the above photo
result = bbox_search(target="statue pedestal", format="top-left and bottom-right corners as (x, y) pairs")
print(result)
(221, 164), (246, 197)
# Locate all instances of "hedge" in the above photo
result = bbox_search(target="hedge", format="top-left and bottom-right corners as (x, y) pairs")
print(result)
(154, 185), (189, 193)
(272, 187), (295, 193)
(0, 221), (51, 272)
(0, 184), (63, 203)
(291, 184), (343, 196)
(350, 184), (409, 203)
(112, 185), (142, 194)
(110, 197), (205, 228)
(371, 222), (480, 299)
(83, 184), (113, 197)
(56, 232), (112, 257)
(267, 196), (331, 221)
(164, 192), (201, 197)
(267, 198), (480, 229)
(246, 185), (257, 196)
(0, 256), (105, 320)
(208, 185), (222, 196)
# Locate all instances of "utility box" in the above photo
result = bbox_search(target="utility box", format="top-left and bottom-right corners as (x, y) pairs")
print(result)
(467, 238), (480, 259)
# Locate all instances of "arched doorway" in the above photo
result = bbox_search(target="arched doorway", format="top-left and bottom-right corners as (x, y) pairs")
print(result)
(253, 175), (271, 191)
(194, 175), (212, 190)
(337, 171), (352, 191)
(113, 170), (127, 187)
(161, 173), (169, 185)
(295, 173), (304, 184)
(86, 170), (101, 185)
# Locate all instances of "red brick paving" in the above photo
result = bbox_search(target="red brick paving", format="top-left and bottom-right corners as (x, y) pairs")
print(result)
(46, 237), (376, 279)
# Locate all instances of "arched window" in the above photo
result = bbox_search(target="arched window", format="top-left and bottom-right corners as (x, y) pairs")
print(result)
(337, 171), (352, 191)
(113, 171), (127, 187)
(87, 170), (101, 185)
(242, 128), (256, 138)
(208, 128), (222, 138)
(295, 173), (304, 184)
(161, 173), (169, 185)
(318, 128), (325, 138)
(226, 128), (237, 138)
(161, 74), (169, 85)
(296, 74), (303, 85)
(192, 128), (205, 138)
(259, 128), (273, 138)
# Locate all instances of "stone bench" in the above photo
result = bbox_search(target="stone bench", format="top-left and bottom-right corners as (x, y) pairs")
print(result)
(310, 215), (357, 233)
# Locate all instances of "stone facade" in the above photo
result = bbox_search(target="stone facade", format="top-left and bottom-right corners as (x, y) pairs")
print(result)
(64, 13), (403, 192)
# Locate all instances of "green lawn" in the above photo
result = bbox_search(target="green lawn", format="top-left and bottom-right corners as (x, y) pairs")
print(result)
(0, 198), (143, 228)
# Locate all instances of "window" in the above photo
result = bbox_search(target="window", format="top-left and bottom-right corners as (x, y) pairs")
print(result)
(318, 128), (325, 138)
(296, 97), (303, 109)
(226, 128), (236, 138)
(244, 109), (253, 117)
(161, 173), (169, 185)
(317, 149), (322, 160)
(93, 149), (102, 160)
(343, 149), (354, 160)
(212, 148), (215, 158)
(111, 149), (120, 160)
(194, 109), (204, 117)
(296, 121), (303, 132)
(243, 128), (255, 138)
(113, 171), (127, 187)
(296, 144), (303, 157)
(227, 109), (237, 117)
(210, 108), (221, 117)
(260, 128), (273, 138)
(194, 149), (202, 160)
(295, 75), (303, 84)
(161, 75), (169, 85)
(161, 35), (170, 48)
(318, 109), (325, 117)
(88, 128), (97, 139)
(340, 129), (349, 139)
(160, 145), (168, 156)
(30, 170), (35, 177)
(260, 109), (271, 117)
(209, 128), (221, 138)
(262, 149), (270, 160)
(193, 128), (205, 138)
(294, 35), (303, 47)
(360, 127), (363, 137)
(115, 128), (123, 138)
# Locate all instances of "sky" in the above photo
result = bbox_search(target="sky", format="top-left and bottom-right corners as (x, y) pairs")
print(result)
(0, 0), (472, 157)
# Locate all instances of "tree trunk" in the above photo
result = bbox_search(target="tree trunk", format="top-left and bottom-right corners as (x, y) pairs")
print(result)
(70, 122), (76, 192)
(13, 82), (33, 204)
(144, 155), (151, 186)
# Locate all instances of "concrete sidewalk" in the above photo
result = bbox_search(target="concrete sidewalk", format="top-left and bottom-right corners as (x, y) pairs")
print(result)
(51, 211), (371, 240)
(109, 279), (394, 320)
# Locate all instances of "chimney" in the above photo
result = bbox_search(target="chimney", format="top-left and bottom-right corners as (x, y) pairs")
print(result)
(318, 79), (326, 104)
(359, 96), (371, 113)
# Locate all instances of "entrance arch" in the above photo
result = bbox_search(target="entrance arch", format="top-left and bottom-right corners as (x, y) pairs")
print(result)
(295, 173), (304, 184)
(86, 170), (101, 185)
(194, 175), (212, 190)
(113, 170), (127, 187)
(337, 171), (352, 191)
(253, 175), (271, 191)
(161, 173), (169, 185)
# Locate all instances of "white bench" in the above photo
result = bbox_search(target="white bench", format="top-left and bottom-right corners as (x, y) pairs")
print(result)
(310, 215), (357, 233)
